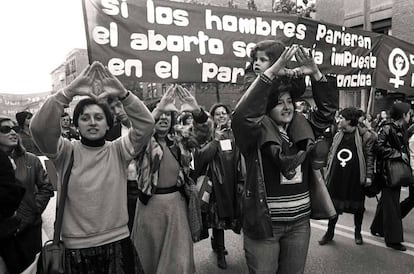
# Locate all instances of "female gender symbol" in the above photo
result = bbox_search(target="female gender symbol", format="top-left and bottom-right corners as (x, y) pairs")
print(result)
(337, 148), (352, 167)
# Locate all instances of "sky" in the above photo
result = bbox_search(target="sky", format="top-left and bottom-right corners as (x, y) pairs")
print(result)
(0, 0), (87, 94)
(0, 0), (311, 95)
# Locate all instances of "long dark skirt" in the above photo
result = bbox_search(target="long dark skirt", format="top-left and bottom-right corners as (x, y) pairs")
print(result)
(0, 222), (42, 274)
(64, 237), (144, 274)
(370, 186), (403, 243)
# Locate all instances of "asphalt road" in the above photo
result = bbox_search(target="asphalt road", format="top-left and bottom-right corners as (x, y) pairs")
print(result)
(41, 188), (414, 274)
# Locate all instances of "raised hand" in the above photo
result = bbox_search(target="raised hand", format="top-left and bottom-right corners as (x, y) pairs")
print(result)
(156, 84), (178, 113)
(94, 63), (128, 100)
(176, 85), (200, 113)
(64, 63), (97, 98)
(267, 45), (298, 78)
(295, 46), (322, 79)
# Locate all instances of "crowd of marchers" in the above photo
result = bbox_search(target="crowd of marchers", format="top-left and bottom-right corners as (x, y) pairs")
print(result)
(1, 41), (414, 274)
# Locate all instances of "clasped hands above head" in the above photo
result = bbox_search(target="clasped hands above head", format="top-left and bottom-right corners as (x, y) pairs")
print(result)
(63, 61), (128, 101)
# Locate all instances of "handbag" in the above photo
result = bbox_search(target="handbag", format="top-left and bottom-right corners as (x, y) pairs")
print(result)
(196, 165), (213, 212)
(37, 151), (74, 274)
(184, 180), (203, 243)
(363, 173), (383, 198)
(309, 169), (337, 220)
(385, 158), (414, 188)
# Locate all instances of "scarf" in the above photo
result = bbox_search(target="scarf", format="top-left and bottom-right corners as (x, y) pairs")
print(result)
(80, 136), (105, 147)
(136, 136), (193, 197)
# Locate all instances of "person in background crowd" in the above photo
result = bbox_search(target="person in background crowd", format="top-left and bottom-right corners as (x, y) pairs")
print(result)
(106, 95), (139, 231)
(177, 111), (195, 126)
(370, 102), (411, 251)
(0, 117), (54, 274)
(232, 41), (338, 274)
(358, 110), (374, 131)
(30, 61), (154, 273)
(319, 107), (375, 246)
(400, 122), (414, 218)
(132, 84), (207, 274)
(373, 110), (389, 132)
(192, 103), (243, 269)
(15, 111), (42, 155)
(0, 139), (26, 274)
(60, 112), (79, 140)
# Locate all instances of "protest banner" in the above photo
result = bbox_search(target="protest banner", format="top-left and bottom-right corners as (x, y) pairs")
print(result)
(82, 0), (414, 94)
(0, 92), (50, 118)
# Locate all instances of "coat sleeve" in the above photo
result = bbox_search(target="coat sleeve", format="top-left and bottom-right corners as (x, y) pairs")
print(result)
(232, 74), (274, 153)
(32, 155), (54, 213)
(363, 131), (376, 179)
(30, 90), (69, 157)
(375, 125), (402, 159)
(308, 76), (339, 137)
(122, 93), (155, 158)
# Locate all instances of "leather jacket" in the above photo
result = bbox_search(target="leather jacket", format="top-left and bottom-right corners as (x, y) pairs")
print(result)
(375, 120), (409, 186)
(232, 74), (338, 239)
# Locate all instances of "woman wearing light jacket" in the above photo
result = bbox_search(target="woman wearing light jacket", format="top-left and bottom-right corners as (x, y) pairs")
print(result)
(30, 62), (154, 273)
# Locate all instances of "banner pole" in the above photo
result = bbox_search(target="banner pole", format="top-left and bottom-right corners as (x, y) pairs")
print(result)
(367, 87), (375, 115)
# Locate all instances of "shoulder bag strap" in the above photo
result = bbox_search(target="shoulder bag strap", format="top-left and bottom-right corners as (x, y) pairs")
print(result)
(52, 150), (74, 245)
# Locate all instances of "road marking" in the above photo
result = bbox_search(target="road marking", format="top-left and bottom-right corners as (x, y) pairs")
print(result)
(314, 220), (414, 249)
(311, 221), (414, 257)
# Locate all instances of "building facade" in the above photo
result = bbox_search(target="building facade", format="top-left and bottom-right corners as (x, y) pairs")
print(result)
(315, 0), (414, 113)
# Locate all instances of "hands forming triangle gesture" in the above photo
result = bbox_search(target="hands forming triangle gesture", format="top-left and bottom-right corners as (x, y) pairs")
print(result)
(154, 83), (201, 116)
(63, 61), (128, 100)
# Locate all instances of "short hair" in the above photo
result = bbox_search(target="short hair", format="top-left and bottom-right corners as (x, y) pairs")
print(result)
(340, 107), (362, 127)
(15, 111), (32, 128)
(250, 40), (286, 65)
(61, 112), (70, 118)
(209, 103), (231, 117)
(72, 98), (113, 129)
(106, 95), (119, 106)
(390, 102), (411, 120)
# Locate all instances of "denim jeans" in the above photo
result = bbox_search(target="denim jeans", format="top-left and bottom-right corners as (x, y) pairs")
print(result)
(244, 217), (310, 274)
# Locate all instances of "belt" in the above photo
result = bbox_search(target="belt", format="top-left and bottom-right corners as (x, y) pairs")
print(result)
(154, 185), (181, 194)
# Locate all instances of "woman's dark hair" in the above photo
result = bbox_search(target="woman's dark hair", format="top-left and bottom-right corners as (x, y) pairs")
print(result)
(72, 98), (114, 129)
(390, 102), (411, 120)
(209, 103), (232, 125)
(0, 118), (26, 156)
(250, 40), (286, 65)
(265, 77), (306, 113)
(340, 107), (362, 127)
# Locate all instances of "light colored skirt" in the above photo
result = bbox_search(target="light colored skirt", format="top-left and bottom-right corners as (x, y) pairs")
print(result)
(131, 191), (195, 274)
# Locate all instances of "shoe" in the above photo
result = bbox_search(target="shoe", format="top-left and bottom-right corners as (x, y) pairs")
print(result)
(370, 230), (384, 237)
(318, 233), (334, 245)
(217, 252), (227, 269)
(213, 248), (228, 255)
(386, 243), (406, 251)
(354, 231), (363, 245)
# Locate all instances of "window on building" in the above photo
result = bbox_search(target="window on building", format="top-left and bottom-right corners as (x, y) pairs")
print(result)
(65, 58), (77, 76)
(372, 18), (392, 35)
(350, 24), (363, 30)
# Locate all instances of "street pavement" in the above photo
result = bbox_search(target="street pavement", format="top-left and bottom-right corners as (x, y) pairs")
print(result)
(42, 188), (414, 274)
